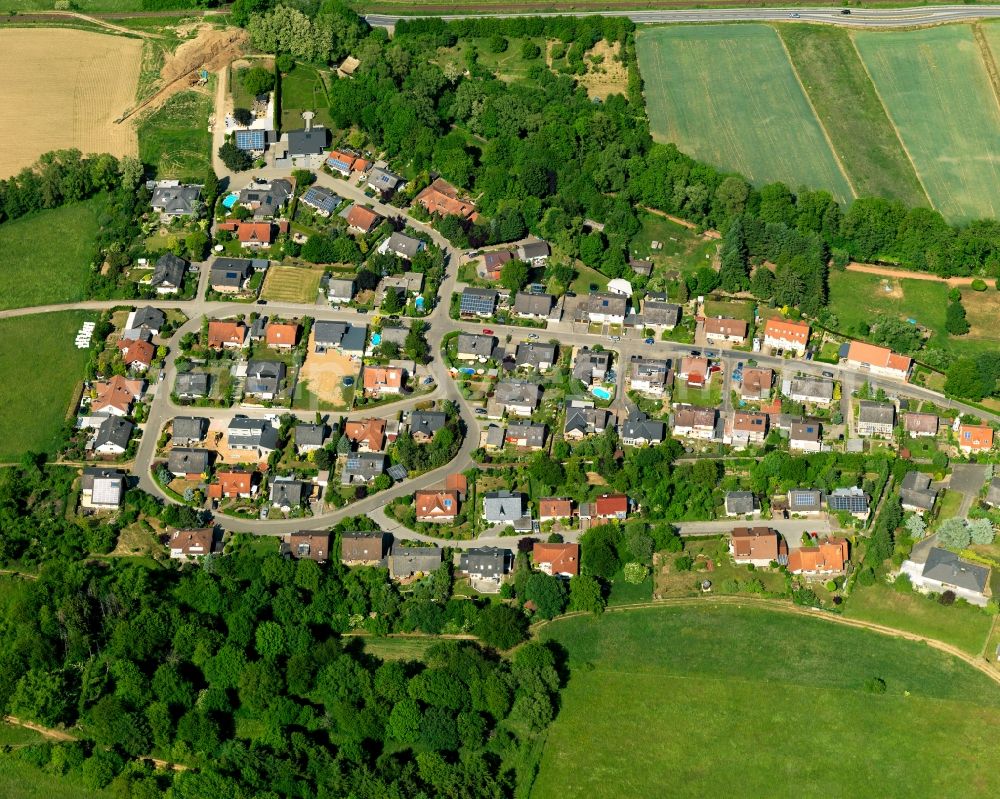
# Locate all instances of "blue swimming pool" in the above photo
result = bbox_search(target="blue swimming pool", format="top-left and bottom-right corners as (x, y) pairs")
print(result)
(591, 386), (612, 401)
(222, 193), (239, 209)
(415, 296), (425, 310)
(371, 333), (382, 346)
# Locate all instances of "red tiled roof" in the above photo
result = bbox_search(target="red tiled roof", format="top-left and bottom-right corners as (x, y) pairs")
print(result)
(846, 341), (912, 375)
(415, 489), (459, 519)
(363, 366), (403, 390)
(207, 321), (247, 348)
(763, 318), (810, 346)
(118, 338), (155, 366)
(346, 205), (381, 232)
(265, 322), (298, 347)
(595, 493), (628, 517)
(533, 542), (580, 576)
(788, 538), (848, 573)
(215, 471), (253, 496)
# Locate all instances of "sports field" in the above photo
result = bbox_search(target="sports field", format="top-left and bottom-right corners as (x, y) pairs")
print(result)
(853, 26), (1000, 223)
(0, 312), (93, 463)
(533, 605), (1000, 798)
(0, 29), (141, 178)
(636, 25), (853, 203)
(260, 265), (324, 304)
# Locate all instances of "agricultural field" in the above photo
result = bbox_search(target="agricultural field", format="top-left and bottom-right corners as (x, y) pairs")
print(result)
(533, 605), (1000, 798)
(635, 25), (853, 203)
(280, 64), (335, 130)
(260, 264), (324, 304)
(0, 312), (93, 463)
(0, 29), (141, 178)
(777, 25), (928, 206)
(0, 197), (104, 310)
(137, 87), (213, 181)
(853, 26), (1000, 223)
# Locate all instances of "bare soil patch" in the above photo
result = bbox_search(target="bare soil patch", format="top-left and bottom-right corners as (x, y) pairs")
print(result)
(847, 261), (979, 286)
(298, 330), (360, 407)
(577, 40), (629, 100)
(0, 29), (142, 178)
(960, 288), (1000, 340)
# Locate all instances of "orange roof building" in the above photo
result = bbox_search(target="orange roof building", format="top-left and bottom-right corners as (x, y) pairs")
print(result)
(265, 322), (299, 349)
(678, 356), (710, 387)
(92, 375), (144, 416)
(117, 338), (155, 370)
(212, 471), (254, 498)
(415, 489), (459, 522)
(445, 472), (468, 498)
(238, 222), (275, 247)
(704, 317), (748, 343)
(959, 424), (994, 453)
(207, 321), (247, 349)
(594, 493), (629, 520)
(539, 498), (573, 521)
(763, 318), (811, 353)
(345, 204), (382, 234)
(787, 538), (848, 575)
(344, 418), (386, 451)
(415, 178), (477, 220)
(533, 542), (580, 577)
(844, 341), (912, 381)
(730, 526), (788, 566)
(363, 366), (404, 395)
(169, 528), (214, 561)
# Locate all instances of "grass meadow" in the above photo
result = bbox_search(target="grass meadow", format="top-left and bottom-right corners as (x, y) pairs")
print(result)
(778, 25), (927, 206)
(0, 312), (93, 462)
(260, 265), (324, 304)
(636, 25), (853, 203)
(138, 87), (213, 181)
(853, 26), (1000, 223)
(279, 64), (334, 130)
(532, 605), (1000, 798)
(0, 198), (102, 310)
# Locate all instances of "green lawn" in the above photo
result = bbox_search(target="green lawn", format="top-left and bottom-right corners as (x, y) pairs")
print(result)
(778, 25), (927, 206)
(279, 64), (334, 131)
(854, 25), (1000, 223)
(844, 581), (992, 655)
(352, 635), (442, 661)
(533, 605), (1000, 798)
(935, 488), (965, 523)
(636, 24), (853, 203)
(566, 262), (608, 295)
(0, 722), (44, 747)
(0, 198), (103, 311)
(628, 213), (716, 278)
(672, 380), (722, 408)
(0, 312), (93, 462)
(138, 88), (213, 181)
(703, 298), (754, 323)
(0, 754), (109, 799)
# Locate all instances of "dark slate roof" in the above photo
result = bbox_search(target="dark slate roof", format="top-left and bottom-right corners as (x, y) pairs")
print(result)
(859, 401), (895, 425)
(515, 342), (557, 369)
(211, 258), (253, 287)
(642, 300), (681, 327)
(390, 545), (443, 576)
(506, 422), (547, 447)
(151, 183), (201, 214)
(620, 409), (665, 443)
(827, 487), (869, 513)
(176, 371), (210, 396)
(410, 411), (447, 438)
(482, 490), (527, 522)
(300, 186), (341, 214)
(987, 477), (1000, 507)
(788, 489), (823, 512)
(900, 471), (937, 511)
(460, 546), (509, 575)
(517, 240), (550, 260)
(167, 447), (210, 474)
(495, 380), (541, 406)
(286, 127), (328, 156)
(172, 416), (208, 441)
(81, 466), (125, 491)
(342, 452), (387, 482)
(246, 360), (286, 395)
(132, 306), (166, 330)
(295, 423), (327, 448)
(460, 287), (498, 314)
(922, 547), (990, 594)
(513, 292), (554, 317)
(383, 232), (424, 260)
(270, 478), (306, 506)
(151, 253), (187, 288)
(94, 416), (133, 450)
(564, 403), (611, 436)
(457, 333), (495, 358)
(725, 491), (756, 514)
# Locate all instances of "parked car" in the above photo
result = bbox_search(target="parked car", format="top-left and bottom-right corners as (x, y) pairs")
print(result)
(482, 328), (494, 335)
(644, 337), (654, 345)
(840, 8), (851, 13)
(822, 370), (834, 378)
(527, 333), (539, 340)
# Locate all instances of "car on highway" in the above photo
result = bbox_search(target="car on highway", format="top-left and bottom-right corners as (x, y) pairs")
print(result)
(822, 370), (835, 378)
(840, 8), (851, 13)
(609, 335), (621, 342)
(644, 337), (655, 345)
(482, 328), (494, 335)
(789, 12), (800, 17)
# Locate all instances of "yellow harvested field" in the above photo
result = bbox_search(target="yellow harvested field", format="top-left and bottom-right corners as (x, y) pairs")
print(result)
(0, 29), (141, 178)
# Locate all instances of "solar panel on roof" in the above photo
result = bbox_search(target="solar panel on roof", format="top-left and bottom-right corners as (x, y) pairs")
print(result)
(387, 464), (408, 481)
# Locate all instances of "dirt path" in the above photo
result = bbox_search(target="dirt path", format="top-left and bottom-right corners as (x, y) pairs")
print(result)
(0, 10), (166, 38)
(846, 261), (980, 286)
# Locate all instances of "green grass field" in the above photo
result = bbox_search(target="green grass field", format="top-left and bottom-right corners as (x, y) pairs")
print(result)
(533, 605), (1000, 798)
(137, 88), (213, 181)
(636, 25), (853, 203)
(0, 312), (93, 462)
(0, 754), (108, 799)
(0, 198), (103, 311)
(778, 25), (927, 206)
(854, 26), (1000, 223)
(279, 64), (334, 131)
(260, 265), (323, 303)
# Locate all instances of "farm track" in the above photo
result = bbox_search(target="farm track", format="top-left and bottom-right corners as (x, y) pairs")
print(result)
(845, 261), (983, 285)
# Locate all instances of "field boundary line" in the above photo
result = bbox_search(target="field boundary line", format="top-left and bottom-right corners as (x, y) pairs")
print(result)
(775, 27), (858, 200)
(972, 23), (1000, 117)
(848, 31), (933, 209)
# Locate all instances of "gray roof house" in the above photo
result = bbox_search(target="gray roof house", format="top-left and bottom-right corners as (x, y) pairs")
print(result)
(564, 401), (611, 439)
(295, 423), (327, 453)
(482, 490), (529, 526)
(494, 380), (542, 417)
(341, 452), (386, 485)
(367, 167), (404, 195)
(585, 292), (628, 323)
(900, 471), (938, 513)
(629, 357), (670, 395)
(286, 127), (329, 157)
(516, 240), (550, 264)
(227, 417), (279, 458)
(642, 299), (681, 329)
(787, 489), (824, 515)
(327, 278), (355, 304)
(725, 491), (758, 516)
(505, 422), (547, 450)
(410, 411), (447, 442)
(901, 547), (991, 606)
(460, 288), (498, 317)
(858, 401), (896, 437)
(390, 545), (444, 579)
(460, 546), (511, 588)
(245, 360), (287, 400)
(513, 292), (554, 319)
(783, 377), (835, 405)
(270, 477), (308, 509)
(516, 342), (557, 371)
(572, 347), (612, 384)
(176, 371), (210, 398)
(80, 467), (125, 509)
(313, 321), (367, 358)
(300, 186), (342, 216)
(456, 333), (495, 361)
(167, 447), (211, 476)
(210, 258), (253, 292)
(827, 486), (870, 518)
(92, 417), (133, 455)
(150, 181), (202, 217)
(150, 253), (187, 293)
(380, 232), (425, 261)
(126, 306), (166, 335)
(239, 178), (293, 219)
(172, 416), (208, 445)
(620, 409), (665, 447)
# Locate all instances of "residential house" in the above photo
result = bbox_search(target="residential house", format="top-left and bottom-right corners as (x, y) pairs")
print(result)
(124, 306), (165, 337)
(265, 322), (298, 349)
(150, 181), (202, 217)
(367, 167), (404, 196)
(790, 421), (822, 453)
(513, 292), (554, 319)
(730, 527), (788, 567)
(344, 204), (383, 235)
(629, 258), (653, 278)
(415, 178), (476, 220)
(620, 409), (665, 447)
(210, 258), (254, 293)
(505, 422), (547, 450)
(900, 471), (938, 514)
(788, 538), (849, 577)
(227, 417), (279, 459)
(904, 412), (939, 438)
(344, 418), (386, 452)
(117, 338), (155, 372)
(363, 365), (404, 397)
(175, 372), (210, 399)
(299, 186), (341, 217)
(672, 405), (717, 441)
(150, 253), (187, 294)
(827, 486), (870, 519)
(629, 357), (670, 396)
(415, 490), (459, 522)
(169, 528), (215, 561)
(459, 547), (509, 588)
(516, 342), (557, 372)
(480, 424), (505, 451)
(341, 452), (386, 485)
(482, 490), (530, 528)
(286, 127), (328, 157)
(843, 341), (912, 381)
(642, 298), (682, 330)
(959, 424), (994, 454)
(494, 380), (542, 417)
(80, 467), (125, 510)
(763, 318), (810, 354)
(328, 278), (355, 304)
(284, 532), (330, 563)
(783, 377), (834, 405)
(740, 368), (773, 402)
(92, 375), (144, 416)
(269, 477), (308, 510)
(704, 317), (748, 345)
(538, 498), (573, 523)
(591, 493), (630, 522)
(390, 545), (443, 579)
(858, 401), (895, 437)
(341, 531), (386, 566)
(238, 177), (292, 219)
(787, 489), (824, 515)
(563, 400), (611, 440)
(295, 423), (327, 453)
(167, 447), (211, 478)
(239, 221), (282, 248)
(585, 292), (627, 324)
(172, 416), (208, 446)
(245, 360), (286, 401)
(483, 249), (513, 280)
(460, 288), (498, 317)
(313, 321), (367, 359)
(326, 149), (367, 177)
(677, 356), (710, 388)
(234, 128), (267, 152)
(410, 411), (447, 443)
(93, 417), (133, 456)
(208, 470), (254, 500)
(725, 412), (768, 448)
(378, 232), (426, 261)
(207, 321), (247, 349)
(456, 333), (495, 361)
(532, 542), (579, 578)
(725, 491), (758, 517)
(572, 347), (612, 384)
(378, 272), (424, 306)
(516, 240), (550, 266)
(900, 547), (991, 606)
